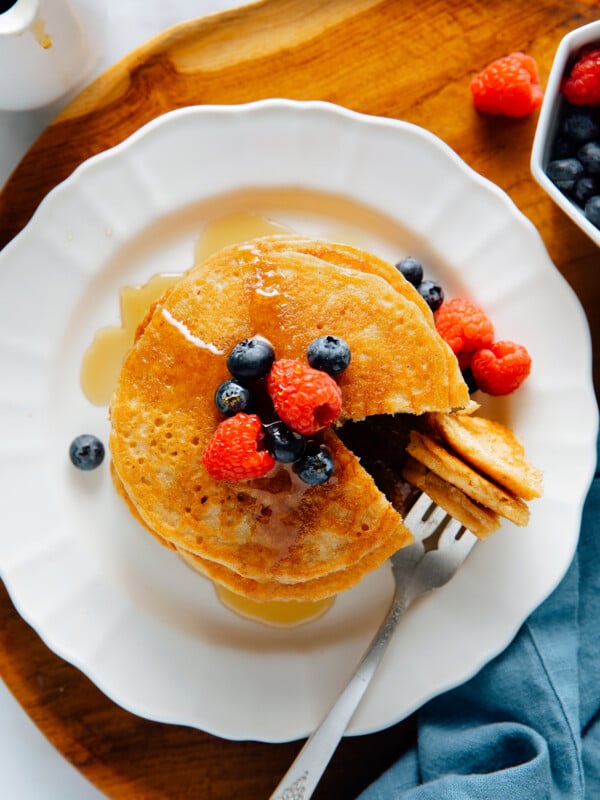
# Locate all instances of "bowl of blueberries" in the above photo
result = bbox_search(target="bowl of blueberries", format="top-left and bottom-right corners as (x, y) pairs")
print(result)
(531, 20), (600, 246)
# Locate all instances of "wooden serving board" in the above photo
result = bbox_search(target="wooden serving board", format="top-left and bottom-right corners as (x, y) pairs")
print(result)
(1, 1), (598, 798)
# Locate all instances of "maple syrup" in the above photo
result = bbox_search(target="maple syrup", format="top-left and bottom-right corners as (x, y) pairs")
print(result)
(194, 212), (289, 264)
(215, 585), (334, 627)
(30, 17), (52, 49)
(80, 272), (182, 405)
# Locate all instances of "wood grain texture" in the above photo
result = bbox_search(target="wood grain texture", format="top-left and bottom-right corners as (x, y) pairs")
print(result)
(0, 0), (599, 797)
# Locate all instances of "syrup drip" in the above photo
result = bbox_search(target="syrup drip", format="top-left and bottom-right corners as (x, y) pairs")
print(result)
(30, 18), (52, 49)
(193, 212), (289, 264)
(215, 585), (334, 628)
(80, 273), (181, 405)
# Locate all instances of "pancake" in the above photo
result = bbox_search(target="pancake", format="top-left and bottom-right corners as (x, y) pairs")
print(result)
(109, 238), (470, 600)
(402, 456), (501, 539)
(112, 461), (401, 601)
(112, 427), (414, 585)
(197, 235), (436, 323)
(175, 536), (401, 602)
(406, 429), (530, 526)
(130, 241), (470, 417)
(426, 412), (543, 500)
(190, 236), (464, 397)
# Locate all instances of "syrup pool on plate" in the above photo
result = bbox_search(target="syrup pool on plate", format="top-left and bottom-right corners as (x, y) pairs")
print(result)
(215, 585), (334, 627)
(81, 212), (335, 627)
(193, 211), (290, 264)
(80, 272), (182, 405)
(80, 213), (290, 406)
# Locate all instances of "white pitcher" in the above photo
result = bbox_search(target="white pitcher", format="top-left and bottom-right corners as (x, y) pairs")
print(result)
(0, 0), (105, 111)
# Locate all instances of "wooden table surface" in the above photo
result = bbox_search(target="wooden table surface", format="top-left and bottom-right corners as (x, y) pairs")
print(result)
(1, 1), (599, 797)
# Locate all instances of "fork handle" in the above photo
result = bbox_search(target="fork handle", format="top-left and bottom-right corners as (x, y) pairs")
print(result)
(268, 592), (410, 800)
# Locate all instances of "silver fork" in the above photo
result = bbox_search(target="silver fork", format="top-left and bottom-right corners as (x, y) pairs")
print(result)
(268, 492), (478, 800)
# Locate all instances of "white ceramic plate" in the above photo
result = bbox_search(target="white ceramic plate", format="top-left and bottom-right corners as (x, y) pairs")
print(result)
(0, 100), (597, 743)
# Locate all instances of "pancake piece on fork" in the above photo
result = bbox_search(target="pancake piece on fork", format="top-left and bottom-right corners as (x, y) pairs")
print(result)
(403, 410), (543, 539)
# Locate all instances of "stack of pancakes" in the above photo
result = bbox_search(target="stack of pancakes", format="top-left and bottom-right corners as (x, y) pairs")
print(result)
(109, 235), (537, 603)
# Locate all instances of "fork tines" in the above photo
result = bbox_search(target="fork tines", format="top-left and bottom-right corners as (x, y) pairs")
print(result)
(405, 491), (474, 550)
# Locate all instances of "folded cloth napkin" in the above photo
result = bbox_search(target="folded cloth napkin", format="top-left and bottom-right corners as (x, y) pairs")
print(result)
(358, 433), (600, 800)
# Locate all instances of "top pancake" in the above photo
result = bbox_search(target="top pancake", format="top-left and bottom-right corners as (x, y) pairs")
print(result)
(183, 237), (469, 417)
(110, 237), (468, 591)
(189, 235), (464, 397)
(196, 235), (436, 321)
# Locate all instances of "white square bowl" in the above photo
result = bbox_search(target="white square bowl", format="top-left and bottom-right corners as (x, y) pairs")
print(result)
(531, 19), (600, 247)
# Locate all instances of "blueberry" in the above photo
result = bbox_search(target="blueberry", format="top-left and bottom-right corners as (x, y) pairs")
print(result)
(584, 195), (600, 228)
(395, 257), (423, 287)
(263, 421), (306, 463)
(226, 336), (275, 381)
(578, 141), (600, 175)
(563, 106), (600, 143)
(574, 175), (599, 205)
(293, 443), (335, 485)
(69, 434), (105, 470)
(418, 279), (444, 312)
(214, 379), (253, 416)
(306, 335), (351, 375)
(546, 158), (584, 193)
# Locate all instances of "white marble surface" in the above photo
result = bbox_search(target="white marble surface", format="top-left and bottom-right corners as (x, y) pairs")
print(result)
(0, 1), (245, 796)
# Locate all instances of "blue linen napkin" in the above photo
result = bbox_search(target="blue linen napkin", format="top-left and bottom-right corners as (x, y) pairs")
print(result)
(358, 434), (600, 800)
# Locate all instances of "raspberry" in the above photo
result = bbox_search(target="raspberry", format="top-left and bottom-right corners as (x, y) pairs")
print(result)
(562, 47), (600, 106)
(267, 359), (342, 435)
(435, 297), (495, 355)
(470, 341), (532, 396)
(470, 52), (543, 118)
(202, 413), (275, 481)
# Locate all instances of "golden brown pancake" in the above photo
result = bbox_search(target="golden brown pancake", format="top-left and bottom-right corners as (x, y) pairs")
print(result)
(175, 537), (401, 602)
(183, 242), (466, 415)
(205, 236), (436, 322)
(402, 456), (501, 539)
(112, 461), (401, 601)
(426, 412), (543, 500)
(406, 429), (530, 526)
(112, 425), (414, 585)
(189, 236), (465, 400)
(109, 238), (471, 600)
